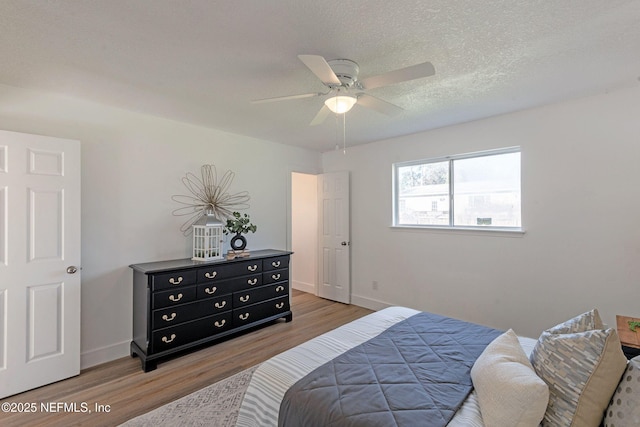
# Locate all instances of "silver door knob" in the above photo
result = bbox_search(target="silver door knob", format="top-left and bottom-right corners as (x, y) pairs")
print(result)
(341, 241), (350, 246)
(66, 266), (78, 274)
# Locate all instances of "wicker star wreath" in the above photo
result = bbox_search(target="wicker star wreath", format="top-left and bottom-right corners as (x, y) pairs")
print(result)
(171, 164), (250, 235)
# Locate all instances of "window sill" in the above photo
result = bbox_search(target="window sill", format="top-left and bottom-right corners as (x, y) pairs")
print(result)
(390, 225), (525, 238)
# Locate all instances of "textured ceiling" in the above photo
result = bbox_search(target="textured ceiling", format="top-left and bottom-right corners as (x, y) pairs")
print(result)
(1, 1), (639, 152)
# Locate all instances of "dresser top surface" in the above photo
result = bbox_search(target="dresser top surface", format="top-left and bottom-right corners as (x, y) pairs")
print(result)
(130, 249), (292, 274)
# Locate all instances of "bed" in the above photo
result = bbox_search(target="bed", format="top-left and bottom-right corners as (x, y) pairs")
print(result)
(235, 306), (631, 427)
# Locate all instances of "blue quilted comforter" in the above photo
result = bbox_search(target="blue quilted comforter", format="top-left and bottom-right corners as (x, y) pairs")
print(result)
(278, 311), (502, 427)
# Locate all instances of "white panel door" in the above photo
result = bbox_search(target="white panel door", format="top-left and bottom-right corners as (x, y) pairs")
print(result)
(0, 130), (81, 398)
(317, 172), (350, 304)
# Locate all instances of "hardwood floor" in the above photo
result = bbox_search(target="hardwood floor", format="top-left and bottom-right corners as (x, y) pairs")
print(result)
(0, 290), (373, 427)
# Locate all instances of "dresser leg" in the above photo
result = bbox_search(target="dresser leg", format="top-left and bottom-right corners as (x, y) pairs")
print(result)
(130, 342), (138, 358)
(142, 360), (157, 372)
(285, 313), (293, 322)
(131, 342), (156, 371)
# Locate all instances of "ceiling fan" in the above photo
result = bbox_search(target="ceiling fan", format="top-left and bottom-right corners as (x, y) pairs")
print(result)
(251, 55), (435, 125)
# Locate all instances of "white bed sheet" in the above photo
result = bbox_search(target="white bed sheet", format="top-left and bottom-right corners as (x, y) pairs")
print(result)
(235, 306), (536, 427)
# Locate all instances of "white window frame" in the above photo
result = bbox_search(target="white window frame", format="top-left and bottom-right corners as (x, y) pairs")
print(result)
(392, 147), (523, 233)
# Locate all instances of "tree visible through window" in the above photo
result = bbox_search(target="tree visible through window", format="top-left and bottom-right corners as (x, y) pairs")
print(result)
(394, 148), (521, 229)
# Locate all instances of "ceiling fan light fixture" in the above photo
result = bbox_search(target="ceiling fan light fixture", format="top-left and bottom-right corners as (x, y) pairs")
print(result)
(324, 94), (357, 114)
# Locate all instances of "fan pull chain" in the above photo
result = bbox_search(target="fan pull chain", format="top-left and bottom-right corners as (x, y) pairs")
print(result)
(333, 111), (347, 154)
(334, 112), (340, 151)
(342, 112), (346, 154)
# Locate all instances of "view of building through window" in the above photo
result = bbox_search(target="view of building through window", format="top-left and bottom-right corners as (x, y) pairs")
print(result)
(395, 149), (521, 228)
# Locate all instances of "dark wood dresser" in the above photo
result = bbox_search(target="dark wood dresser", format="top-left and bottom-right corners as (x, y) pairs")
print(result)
(130, 249), (292, 371)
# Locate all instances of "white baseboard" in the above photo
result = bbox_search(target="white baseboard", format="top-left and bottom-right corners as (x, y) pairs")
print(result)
(81, 339), (131, 370)
(350, 294), (393, 312)
(292, 280), (316, 295)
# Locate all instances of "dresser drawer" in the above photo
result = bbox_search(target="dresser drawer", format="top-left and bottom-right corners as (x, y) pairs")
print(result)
(233, 283), (289, 308)
(153, 286), (197, 309)
(236, 260), (263, 275)
(151, 270), (197, 291)
(152, 312), (232, 352)
(263, 269), (288, 285)
(196, 264), (235, 282)
(263, 256), (289, 271)
(198, 273), (264, 296)
(229, 273), (263, 291)
(152, 295), (231, 330)
(197, 260), (263, 282)
(196, 280), (235, 299)
(233, 296), (290, 327)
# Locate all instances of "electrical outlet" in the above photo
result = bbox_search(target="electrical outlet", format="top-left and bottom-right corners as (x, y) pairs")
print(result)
(372, 280), (379, 290)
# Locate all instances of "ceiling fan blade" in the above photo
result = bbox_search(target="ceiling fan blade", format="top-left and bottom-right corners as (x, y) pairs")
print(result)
(309, 105), (331, 126)
(359, 61), (435, 90)
(298, 55), (341, 86)
(356, 94), (403, 116)
(251, 92), (322, 104)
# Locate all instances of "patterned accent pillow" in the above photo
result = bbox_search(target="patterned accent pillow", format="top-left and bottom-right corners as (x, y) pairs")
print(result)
(604, 355), (640, 426)
(530, 310), (628, 427)
(471, 329), (549, 426)
(546, 308), (604, 334)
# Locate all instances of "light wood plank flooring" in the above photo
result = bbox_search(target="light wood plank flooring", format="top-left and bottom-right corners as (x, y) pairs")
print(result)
(0, 290), (372, 427)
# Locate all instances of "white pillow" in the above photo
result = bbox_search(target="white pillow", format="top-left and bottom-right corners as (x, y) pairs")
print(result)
(471, 329), (549, 427)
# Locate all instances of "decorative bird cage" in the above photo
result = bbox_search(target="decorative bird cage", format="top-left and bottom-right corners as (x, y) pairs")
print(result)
(192, 213), (224, 261)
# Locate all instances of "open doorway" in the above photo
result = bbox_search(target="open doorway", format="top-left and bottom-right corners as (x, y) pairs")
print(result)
(290, 171), (352, 303)
(290, 172), (318, 295)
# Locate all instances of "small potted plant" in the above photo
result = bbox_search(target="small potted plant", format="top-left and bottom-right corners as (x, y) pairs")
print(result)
(224, 212), (257, 251)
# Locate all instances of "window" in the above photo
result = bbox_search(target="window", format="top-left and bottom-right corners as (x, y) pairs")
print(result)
(393, 148), (521, 230)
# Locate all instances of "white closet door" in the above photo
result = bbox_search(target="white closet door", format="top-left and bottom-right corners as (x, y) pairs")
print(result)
(0, 130), (81, 398)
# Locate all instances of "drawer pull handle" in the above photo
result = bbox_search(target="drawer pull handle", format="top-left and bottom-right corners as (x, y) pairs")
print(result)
(169, 293), (183, 302)
(239, 313), (250, 321)
(247, 278), (258, 285)
(162, 334), (176, 344)
(276, 302), (285, 309)
(162, 313), (177, 322)
(240, 295), (250, 302)
(271, 273), (281, 280)
(214, 301), (226, 309)
(169, 276), (183, 285)
(205, 271), (217, 279)
(214, 319), (226, 328)
(205, 286), (217, 295)
(272, 261), (281, 268)
(248, 264), (258, 272)
(276, 285), (285, 292)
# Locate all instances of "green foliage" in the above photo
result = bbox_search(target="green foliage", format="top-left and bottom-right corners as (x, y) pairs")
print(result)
(628, 321), (640, 332)
(224, 212), (257, 235)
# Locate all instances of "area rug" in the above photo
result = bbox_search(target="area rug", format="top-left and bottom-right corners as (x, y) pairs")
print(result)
(120, 365), (259, 427)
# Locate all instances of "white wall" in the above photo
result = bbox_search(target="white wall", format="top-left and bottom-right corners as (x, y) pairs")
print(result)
(0, 84), (321, 368)
(3, 79), (638, 367)
(291, 172), (318, 294)
(322, 85), (640, 338)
